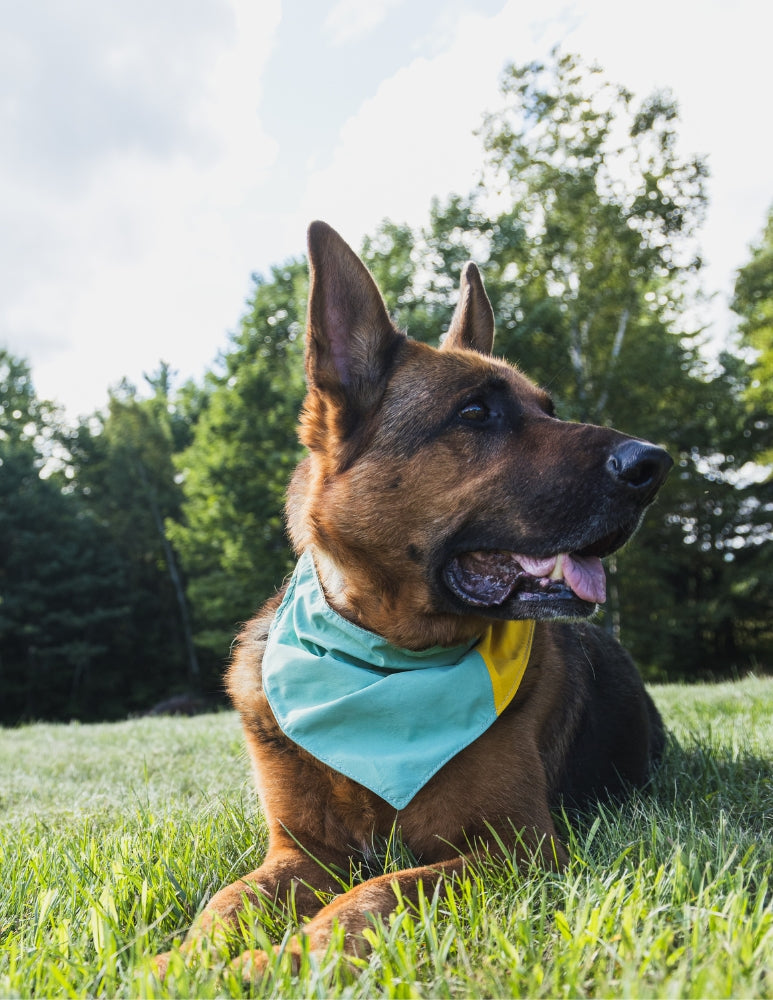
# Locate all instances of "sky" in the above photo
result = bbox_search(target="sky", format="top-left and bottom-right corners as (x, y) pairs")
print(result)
(2, 0), (772, 422)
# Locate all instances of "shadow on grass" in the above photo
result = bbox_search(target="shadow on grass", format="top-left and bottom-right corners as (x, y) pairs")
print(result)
(654, 732), (772, 821)
(555, 731), (772, 883)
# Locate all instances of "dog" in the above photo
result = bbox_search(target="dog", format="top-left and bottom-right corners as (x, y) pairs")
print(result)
(155, 221), (671, 979)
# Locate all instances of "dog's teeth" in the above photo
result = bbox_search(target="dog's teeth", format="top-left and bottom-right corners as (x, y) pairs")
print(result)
(550, 554), (565, 581)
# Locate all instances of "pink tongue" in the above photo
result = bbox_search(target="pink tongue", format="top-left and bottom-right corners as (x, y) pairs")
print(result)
(562, 554), (606, 604)
(518, 554), (606, 604)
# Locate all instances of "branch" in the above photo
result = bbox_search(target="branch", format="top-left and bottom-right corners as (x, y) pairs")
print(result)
(569, 313), (595, 415)
(595, 307), (630, 417)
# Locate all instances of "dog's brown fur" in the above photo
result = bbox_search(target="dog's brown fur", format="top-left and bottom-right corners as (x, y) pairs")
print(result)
(155, 222), (672, 979)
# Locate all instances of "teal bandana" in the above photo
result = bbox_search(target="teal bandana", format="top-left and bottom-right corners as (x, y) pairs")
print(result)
(263, 550), (535, 809)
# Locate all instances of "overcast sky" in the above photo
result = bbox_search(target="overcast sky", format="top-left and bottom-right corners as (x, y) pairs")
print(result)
(3, 0), (772, 421)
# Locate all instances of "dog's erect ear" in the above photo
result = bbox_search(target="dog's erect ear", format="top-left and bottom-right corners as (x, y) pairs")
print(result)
(306, 221), (404, 402)
(441, 262), (495, 355)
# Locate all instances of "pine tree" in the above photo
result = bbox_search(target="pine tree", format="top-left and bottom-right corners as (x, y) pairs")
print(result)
(0, 351), (128, 721)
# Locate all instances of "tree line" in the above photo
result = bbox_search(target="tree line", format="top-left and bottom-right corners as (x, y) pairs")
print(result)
(1, 52), (771, 723)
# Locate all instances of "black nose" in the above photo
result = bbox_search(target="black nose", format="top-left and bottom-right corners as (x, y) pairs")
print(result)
(606, 440), (673, 501)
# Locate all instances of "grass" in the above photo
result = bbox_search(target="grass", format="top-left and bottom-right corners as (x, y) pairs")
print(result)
(0, 678), (771, 998)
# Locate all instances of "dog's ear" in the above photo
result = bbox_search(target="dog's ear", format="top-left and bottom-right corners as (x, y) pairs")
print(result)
(442, 262), (495, 355)
(306, 221), (404, 405)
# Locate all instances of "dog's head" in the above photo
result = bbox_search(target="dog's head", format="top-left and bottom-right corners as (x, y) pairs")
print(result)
(286, 222), (672, 648)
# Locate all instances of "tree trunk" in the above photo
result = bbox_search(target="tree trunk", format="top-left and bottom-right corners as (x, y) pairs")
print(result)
(135, 462), (200, 684)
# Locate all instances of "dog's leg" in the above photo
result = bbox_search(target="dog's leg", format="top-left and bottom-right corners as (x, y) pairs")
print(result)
(232, 819), (567, 981)
(230, 857), (468, 980)
(152, 845), (346, 977)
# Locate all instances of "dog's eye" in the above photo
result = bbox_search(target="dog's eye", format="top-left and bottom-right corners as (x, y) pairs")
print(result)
(458, 400), (489, 423)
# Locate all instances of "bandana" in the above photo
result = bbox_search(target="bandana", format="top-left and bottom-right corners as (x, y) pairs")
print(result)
(262, 550), (535, 809)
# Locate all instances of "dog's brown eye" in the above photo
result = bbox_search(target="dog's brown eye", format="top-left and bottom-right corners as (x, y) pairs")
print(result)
(458, 400), (489, 422)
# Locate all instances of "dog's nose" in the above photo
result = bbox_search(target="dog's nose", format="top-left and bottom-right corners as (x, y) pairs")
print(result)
(606, 440), (673, 500)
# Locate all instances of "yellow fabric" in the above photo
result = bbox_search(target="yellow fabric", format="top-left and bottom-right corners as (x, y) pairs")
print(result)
(476, 619), (535, 715)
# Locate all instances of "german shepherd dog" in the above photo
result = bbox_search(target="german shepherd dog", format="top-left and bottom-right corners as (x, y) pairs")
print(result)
(156, 221), (672, 978)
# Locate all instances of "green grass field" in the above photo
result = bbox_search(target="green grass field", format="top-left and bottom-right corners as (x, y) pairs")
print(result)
(1, 677), (771, 998)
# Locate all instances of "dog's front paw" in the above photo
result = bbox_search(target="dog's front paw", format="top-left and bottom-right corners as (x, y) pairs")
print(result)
(231, 941), (303, 982)
(150, 942), (225, 980)
(230, 947), (272, 982)
(150, 950), (172, 980)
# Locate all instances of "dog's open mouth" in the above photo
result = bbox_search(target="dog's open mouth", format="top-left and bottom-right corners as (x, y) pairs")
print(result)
(444, 550), (606, 608)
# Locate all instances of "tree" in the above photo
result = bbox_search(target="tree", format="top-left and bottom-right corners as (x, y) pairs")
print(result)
(732, 204), (773, 444)
(67, 370), (202, 706)
(0, 351), (128, 722)
(168, 261), (307, 675)
(727, 207), (773, 666)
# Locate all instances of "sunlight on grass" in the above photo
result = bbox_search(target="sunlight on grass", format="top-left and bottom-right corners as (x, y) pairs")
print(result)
(1, 678), (771, 998)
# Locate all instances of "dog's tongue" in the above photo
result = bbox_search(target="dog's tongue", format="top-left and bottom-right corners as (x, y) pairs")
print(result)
(519, 553), (606, 604)
(451, 550), (606, 605)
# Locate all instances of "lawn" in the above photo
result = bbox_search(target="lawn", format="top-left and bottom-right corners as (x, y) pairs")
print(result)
(1, 677), (771, 998)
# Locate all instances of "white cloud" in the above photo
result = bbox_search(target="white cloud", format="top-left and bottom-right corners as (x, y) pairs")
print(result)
(1, 0), (282, 417)
(296, 3), (551, 247)
(299, 0), (773, 344)
(0, 2), (231, 193)
(324, 0), (408, 46)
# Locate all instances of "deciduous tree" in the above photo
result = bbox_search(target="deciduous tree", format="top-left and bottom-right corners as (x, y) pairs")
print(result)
(67, 369), (201, 705)
(168, 262), (307, 675)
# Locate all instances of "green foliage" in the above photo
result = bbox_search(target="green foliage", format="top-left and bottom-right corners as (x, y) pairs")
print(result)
(167, 260), (308, 671)
(0, 680), (771, 997)
(0, 351), (128, 722)
(719, 208), (773, 671)
(733, 206), (773, 407)
(63, 371), (201, 714)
